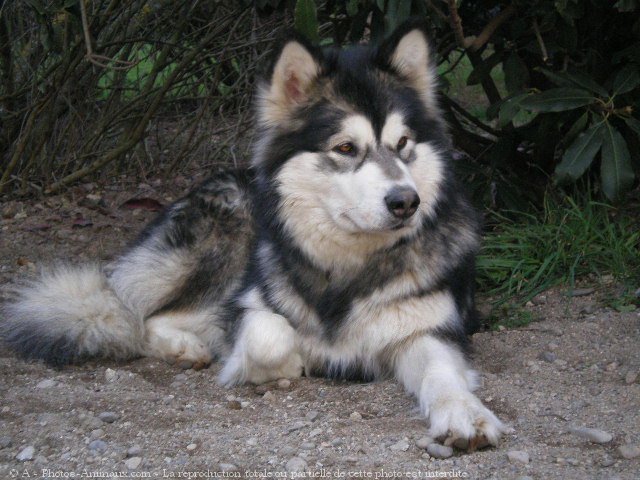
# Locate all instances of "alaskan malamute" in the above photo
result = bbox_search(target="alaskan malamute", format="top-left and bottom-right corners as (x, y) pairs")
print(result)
(2, 21), (508, 449)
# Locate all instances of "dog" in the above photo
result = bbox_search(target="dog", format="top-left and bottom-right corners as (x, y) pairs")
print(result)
(1, 20), (508, 449)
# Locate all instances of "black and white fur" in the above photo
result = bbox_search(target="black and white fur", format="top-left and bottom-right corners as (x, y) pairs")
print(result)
(1, 22), (508, 448)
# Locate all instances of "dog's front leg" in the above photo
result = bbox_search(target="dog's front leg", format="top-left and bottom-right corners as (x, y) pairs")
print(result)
(395, 334), (508, 449)
(219, 308), (304, 386)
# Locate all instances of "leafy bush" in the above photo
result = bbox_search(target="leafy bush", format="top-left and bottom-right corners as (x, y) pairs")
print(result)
(293, 0), (640, 206)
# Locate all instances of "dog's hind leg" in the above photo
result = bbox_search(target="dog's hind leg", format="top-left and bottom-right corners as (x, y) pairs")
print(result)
(144, 308), (226, 370)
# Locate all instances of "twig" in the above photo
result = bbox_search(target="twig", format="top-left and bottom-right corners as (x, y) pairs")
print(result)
(443, 96), (501, 137)
(467, 5), (516, 51)
(532, 18), (549, 63)
(447, 0), (467, 49)
(79, 0), (139, 70)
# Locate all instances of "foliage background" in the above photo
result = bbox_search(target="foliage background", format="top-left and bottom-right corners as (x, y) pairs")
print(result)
(0, 0), (638, 304)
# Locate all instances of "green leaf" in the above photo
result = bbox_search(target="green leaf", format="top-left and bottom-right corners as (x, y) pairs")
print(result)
(346, 0), (359, 16)
(601, 122), (636, 200)
(624, 117), (640, 138)
(498, 93), (537, 128)
(537, 68), (608, 97)
(520, 88), (595, 112)
(561, 111), (589, 147)
(294, 0), (319, 43)
(555, 121), (604, 182)
(614, 0), (638, 12)
(386, 0), (411, 33)
(612, 65), (640, 96)
(503, 53), (530, 94)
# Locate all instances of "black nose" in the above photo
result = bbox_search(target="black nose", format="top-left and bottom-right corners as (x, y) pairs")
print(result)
(384, 187), (420, 219)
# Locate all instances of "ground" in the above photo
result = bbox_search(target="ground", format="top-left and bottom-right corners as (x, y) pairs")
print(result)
(0, 177), (638, 480)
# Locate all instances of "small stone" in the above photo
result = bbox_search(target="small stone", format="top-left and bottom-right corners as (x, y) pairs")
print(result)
(0, 436), (13, 449)
(241, 401), (250, 408)
(90, 429), (104, 439)
(163, 395), (174, 405)
(286, 457), (308, 472)
(36, 379), (57, 389)
(277, 379), (291, 390)
(580, 305), (595, 315)
(426, 443), (453, 459)
(16, 446), (35, 461)
(415, 436), (432, 449)
(98, 411), (119, 423)
(507, 450), (530, 464)
(300, 442), (316, 450)
(306, 410), (319, 422)
(227, 400), (242, 410)
(618, 444), (640, 459)
(186, 443), (198, 451)
(104, 368), (119, 382)
(309, 428), (323, 438)
(246, 438), (258, 446)
(127, 445), (143, 457)
(349, 411), (362, 421)
(606, 362), (619, 372)
(124, 456), (142, 470)
(538, 351), (557, 363)
(624, 371), (637, 384)
(219, 464), (238, 472)
(255, 385), (269, 395)
(262, 391), (276, 402)
(568, 426), (613, 444)
(88, 440), (108, 452)
(174, 373), (188, 382)
(601, 456), (616, 467)
(389, 439), (410, 452)
(532, 294), (547, 305)
(287, 421), (309, 433)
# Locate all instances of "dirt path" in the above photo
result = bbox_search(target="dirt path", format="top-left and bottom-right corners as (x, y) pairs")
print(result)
(1, 181), (638, 479)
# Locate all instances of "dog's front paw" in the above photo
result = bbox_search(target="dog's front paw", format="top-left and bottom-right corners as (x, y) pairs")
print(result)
(426, 392), (509, 450)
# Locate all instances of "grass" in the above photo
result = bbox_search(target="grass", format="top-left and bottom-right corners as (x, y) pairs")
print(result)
(477, 193), (640, 312)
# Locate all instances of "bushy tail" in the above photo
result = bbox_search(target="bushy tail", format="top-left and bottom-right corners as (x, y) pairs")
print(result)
(1, 264), (144, 367)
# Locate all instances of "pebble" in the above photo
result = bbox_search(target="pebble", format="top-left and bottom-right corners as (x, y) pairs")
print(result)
(601, 456), (616, 467)
(36, 379), (57, 389)
(186, 443), (198, 451)
(0, 436), (12, 449)
(426, 443), (453, 459)
(16, 445), (35, 461)
(90, 429), (104, 439)
(241, 401), (250, 408)
(624, 371), (638, 384)
(246, 438), (258, 446)
(538, 351), (557, 363)
(349, 411), (362, 421)
(255, 385), (269, 395)
(104, 368), (120, 382)
(277, 379), (291, 390)
(415, 437), (432, 449)
(618, 444), (640, 459)
(568, 426), (613, 444)
(88, 440), (108, 452)
(507, 450), (530, 464)
(98, 411), (119, 423)
(262, 391), (276, 402)
(127, 445), (143, 457)
(227, 400), (242, 410)
(300, 442), (316, 450)
(174, 373), (188, 382)
(566, 287), (594, 297)
(306, 410), (319, 422)
(532, 294), (547, 305)
(219, 464), (238, 472)
(389, 439), (410, 452)
(124, 456), (142, 469)
(285, 457), (308, 472)
(287, 421), (309, 433)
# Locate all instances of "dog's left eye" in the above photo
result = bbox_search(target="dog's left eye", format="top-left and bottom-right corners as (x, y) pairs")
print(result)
(333, 142), (356, 156)
(397, 136), (408, 151)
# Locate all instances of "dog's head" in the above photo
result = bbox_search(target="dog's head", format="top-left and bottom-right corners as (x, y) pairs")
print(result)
(254, 21), (451, 269)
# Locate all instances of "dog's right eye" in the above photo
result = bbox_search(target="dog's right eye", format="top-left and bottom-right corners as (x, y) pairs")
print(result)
(333, 142), (356, 156)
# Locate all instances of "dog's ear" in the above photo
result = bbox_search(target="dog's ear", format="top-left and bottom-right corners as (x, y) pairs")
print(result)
(376, 21), (438, 111)
(258, 36), (323, 127)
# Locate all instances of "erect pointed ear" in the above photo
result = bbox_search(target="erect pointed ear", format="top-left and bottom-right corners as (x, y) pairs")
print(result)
(258, 36), (324, 127)
(376, 21), (438, 111)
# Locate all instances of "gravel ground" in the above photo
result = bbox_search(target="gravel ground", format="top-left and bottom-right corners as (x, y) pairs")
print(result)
(1, 180), (639, 479)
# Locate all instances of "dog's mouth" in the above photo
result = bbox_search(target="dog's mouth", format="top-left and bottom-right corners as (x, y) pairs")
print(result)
(339, 211), (416, 234)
